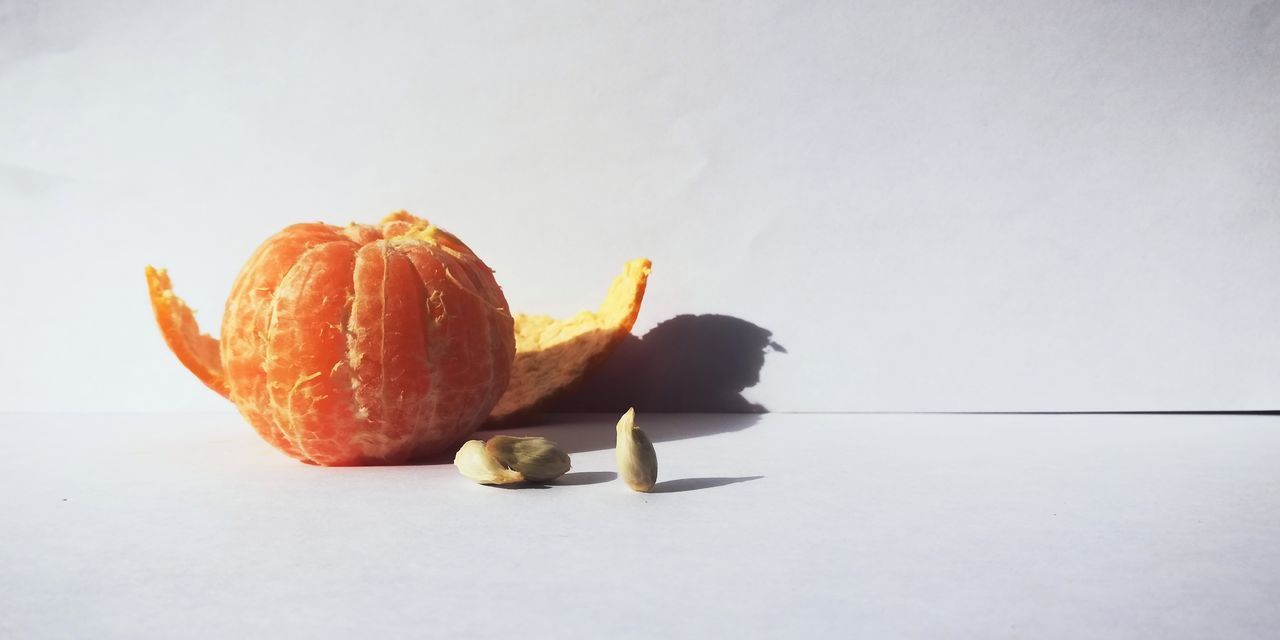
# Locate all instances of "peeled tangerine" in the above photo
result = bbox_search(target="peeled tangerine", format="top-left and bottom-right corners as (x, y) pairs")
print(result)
(147, 211), (651, 466)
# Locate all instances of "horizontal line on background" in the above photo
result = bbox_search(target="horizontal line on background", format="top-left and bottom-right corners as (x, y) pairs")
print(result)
(1, 410), (1277, 416)
(766, 410), (1280, 416)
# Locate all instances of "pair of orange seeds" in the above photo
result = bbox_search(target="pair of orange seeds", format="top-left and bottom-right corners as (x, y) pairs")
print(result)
(147, 212), (650, 466)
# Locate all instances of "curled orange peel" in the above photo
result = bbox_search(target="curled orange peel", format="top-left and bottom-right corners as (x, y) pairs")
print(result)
(486, 257), (652, 425)
(144, 265), (230, 398)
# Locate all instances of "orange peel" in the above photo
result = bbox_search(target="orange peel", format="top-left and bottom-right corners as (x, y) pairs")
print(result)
(145, 266), (230, 398)
(486, 258), (652, 425)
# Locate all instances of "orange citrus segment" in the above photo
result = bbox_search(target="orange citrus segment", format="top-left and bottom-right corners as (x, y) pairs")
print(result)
(144, 265), (230, 398)
(486, 258), (651, 424)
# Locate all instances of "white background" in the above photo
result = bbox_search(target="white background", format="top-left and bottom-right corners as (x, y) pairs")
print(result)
(2, 0), (1279, 412)
(3, 6), (1279, 637)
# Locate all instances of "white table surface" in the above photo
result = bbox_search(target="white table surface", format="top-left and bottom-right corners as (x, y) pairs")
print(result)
(2, 412), (1277, 639)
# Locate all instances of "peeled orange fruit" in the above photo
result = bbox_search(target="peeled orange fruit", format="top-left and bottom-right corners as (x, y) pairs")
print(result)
(147, 212), (514, 465)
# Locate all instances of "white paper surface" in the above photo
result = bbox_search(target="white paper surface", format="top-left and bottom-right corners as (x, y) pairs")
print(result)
(1, 1), (1278, 411)
(2, 412), (1278, 639)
